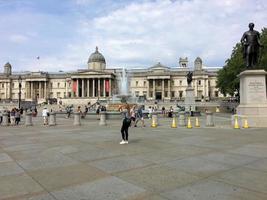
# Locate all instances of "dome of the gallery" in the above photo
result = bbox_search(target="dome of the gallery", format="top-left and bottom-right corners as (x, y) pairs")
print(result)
(88, 47), (106, 64)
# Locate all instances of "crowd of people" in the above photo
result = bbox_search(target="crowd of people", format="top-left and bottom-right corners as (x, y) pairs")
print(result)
(0, 108), (23, 125)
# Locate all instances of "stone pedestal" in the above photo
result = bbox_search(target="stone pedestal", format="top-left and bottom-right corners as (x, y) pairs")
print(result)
(25, 112), (33, 126)
(206, 111), (214, 127)
(49, 112), (56, 126)
(73, 112), (81, 126)
(99, 111), (107, 126)
(1, 112), (9, 126)
(185, 86), (196, 112)
(178, 111), (186, 126)
(236, 70), (267, 127)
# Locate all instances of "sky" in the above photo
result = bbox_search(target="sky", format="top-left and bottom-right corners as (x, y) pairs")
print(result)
(0, 0), (266, 72)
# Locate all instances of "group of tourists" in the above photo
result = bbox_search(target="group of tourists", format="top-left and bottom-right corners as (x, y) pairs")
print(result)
(0, 108), (23, 125)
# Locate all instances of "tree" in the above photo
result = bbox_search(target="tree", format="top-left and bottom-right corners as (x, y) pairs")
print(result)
(216, 27), (267, 97)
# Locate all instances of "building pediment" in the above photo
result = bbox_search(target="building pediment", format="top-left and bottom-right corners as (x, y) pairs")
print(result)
(71, 69), (114, 79)
(149, 62), (170, 73)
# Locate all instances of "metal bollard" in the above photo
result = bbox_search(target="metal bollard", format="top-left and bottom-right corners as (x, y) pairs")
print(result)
(1, 112), (9, 126)
(73, 112), (81, 126)
(99, 111), (107, 126)
(178, 111), (186, 126)
(49, 112), (56, 126)
(25, 112), (33, 126)
(152, 112), (158, 126)
(206, 111), (214, 127)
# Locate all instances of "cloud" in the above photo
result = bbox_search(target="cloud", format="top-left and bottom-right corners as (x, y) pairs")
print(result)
(9, 34), (29, 44)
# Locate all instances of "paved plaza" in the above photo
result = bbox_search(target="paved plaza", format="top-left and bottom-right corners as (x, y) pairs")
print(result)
(1, 114), (267, 200)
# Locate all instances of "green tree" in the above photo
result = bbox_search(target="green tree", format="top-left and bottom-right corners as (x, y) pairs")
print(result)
(216, 27), (267, 96)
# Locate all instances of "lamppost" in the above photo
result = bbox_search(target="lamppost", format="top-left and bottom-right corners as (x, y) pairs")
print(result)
(18, 75), (22, 109)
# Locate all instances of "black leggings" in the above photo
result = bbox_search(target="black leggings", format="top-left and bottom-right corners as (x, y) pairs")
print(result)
(121, 124), (129, 141)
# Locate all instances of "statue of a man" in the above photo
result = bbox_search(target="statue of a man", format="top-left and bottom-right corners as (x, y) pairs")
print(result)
(241, 23), (263, 68)
(186, 71), (193, 86)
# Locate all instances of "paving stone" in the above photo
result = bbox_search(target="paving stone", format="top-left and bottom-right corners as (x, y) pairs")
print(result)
(162, 179), (267, 200)
(28, 164), (108, 191)
(0, 173), (44, 199)
(245, 158), (267, 172)
(228, 144), (267, 158)
(89, 155), (153, 173)
(117, 165), (201, 192)
(3, 143), (47, 152)
(0, 162), (24, 176)
(52, 176), (146, 200)
(163, 157), (234, 178)
(0, 152), (13, 163)
(212, 167), (267, 194)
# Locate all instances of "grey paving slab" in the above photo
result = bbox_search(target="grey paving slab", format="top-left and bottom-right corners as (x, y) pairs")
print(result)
(3, 143), (47, 152)
(162, 179), (267, 200)
(116, 165), (201, 192)
(89, 155), (153, 173)
(28, 164), (108, 191)
(212, 167), (267, 194)
(0, 173), (44, 200)
(0, 161), (24, 176)
(0, 152), (13, 162)
(163, 157), (234, 178)
(52, 176), (146, 200)
(18, 153), (79, 171)
(20, 193), (56, 200)
(228, 144), (267, 158)
(245, 158), (267, 172)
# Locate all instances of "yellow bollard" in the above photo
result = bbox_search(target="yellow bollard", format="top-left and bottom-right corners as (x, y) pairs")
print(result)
(171, 116), (177, 128)
(195, 117), (200, 127)
(243, 118), (249, 129)
(187, 117), (192, 129)
(234, 115), (240, 129)
(151, 116), (157, 128)
(216, 107), (220, 113)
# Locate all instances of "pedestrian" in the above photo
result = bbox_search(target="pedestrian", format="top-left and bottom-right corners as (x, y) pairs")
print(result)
(135, 105), (145, 127)
(148, 106), (152, 119)
(0, 110), (3, 124)
(42, 107), (49, 125)
(130, 106), (136, 127)
(120, 115), (131, 144)
(15, 109), (21, 125)
(162, 106), (166, 117)
(10, 108), (16, 125)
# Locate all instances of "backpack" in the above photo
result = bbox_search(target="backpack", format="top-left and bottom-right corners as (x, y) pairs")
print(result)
(123, 117), (131, 126)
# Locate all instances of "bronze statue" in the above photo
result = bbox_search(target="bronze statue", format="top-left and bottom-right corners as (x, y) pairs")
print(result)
(186, 71), (193, 86)
(241, 23), (263, 68)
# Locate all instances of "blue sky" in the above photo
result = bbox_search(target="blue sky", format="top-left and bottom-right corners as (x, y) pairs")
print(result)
(0, 0), (266, 72)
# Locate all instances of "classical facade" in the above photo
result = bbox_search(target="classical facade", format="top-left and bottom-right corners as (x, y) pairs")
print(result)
(0, 47), (221, 105)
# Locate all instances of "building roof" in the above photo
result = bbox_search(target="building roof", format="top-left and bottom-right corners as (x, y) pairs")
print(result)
(88, 47), (106, 64)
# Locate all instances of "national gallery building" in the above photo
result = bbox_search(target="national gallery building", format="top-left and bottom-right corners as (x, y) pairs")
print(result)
(0, 47), (221, 105)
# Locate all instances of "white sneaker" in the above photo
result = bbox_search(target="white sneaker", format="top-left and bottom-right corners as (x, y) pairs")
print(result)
(120, 140), (126, 144)
(125, 140), (128, 144)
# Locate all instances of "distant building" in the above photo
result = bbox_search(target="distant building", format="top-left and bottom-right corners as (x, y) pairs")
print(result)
(0, 47), (222, 105)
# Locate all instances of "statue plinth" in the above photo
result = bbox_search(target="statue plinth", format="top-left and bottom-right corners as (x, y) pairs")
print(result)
(236, 69), (267, 127)
(185, 86), (196, 112)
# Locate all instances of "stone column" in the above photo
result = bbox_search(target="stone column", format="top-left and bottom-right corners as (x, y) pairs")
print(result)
(30, 81), (33, 99)
(99, 111), (107, 126)
(71, 80), (74, 98)
(73, 112), (81, 126)
(153, 79), (155, 99)
(87, 79), (90, 97)
(77, 79), (80, 97)
(168, 79), (171, 98)
(1, 112), (9, 126)
(206, 111), (214, 127)
(162, 79), (165, 100)
(178, 111), (186, 126)
(82, 79), (85, 98)
(49, 112), (56, 126)
(93, 79), (95, 97)
(65, 80), (68, 98)
(25, 112), (33, 126)
(103, 79), (106, 97)
(44, 81), (47, 100)
(98, 78), (101, 97)
(109, 79), (112, 97)
(38, 82), (41, 99)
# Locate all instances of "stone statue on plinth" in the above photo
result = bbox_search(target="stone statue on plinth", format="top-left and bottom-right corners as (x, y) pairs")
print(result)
(186, 71), (193, 86)
(241, 23), (263, 69)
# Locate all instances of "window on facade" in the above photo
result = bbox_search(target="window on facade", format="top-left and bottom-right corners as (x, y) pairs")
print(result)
(164, 91), (168, 97)
(143, 91), (147, 97)
(12, 83), (15, 88)
(50, 92), (53, 97)
(135, 91), (139, 97)
(50, 83), (53, 88)
(179, 80), (182, 85)
(64, 82), (66, 87)
(171, 80), (174, 86)
(215, 91), (219, 97)
(171, 91), (175, 98)
(1, 83), (4, 88)
(57, 83), (60, 88)
(150, 91), (153, 97)
(136, 81), (138, 87)
(182, 63), (186, 67)
(198, 80), (201, 85)
(57, 92), (61, 98)
(179, 91), (183, 98)
(144, 81), (146, 87)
